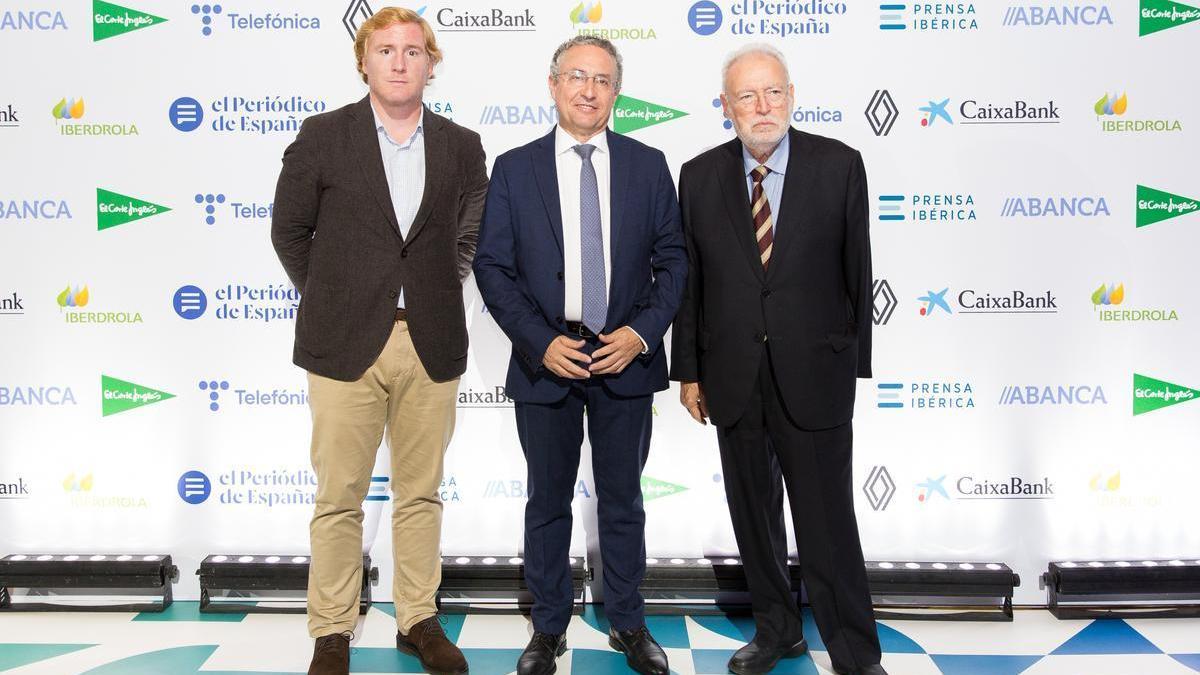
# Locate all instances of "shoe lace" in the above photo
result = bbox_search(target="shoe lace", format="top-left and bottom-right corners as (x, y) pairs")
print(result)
(416, 616), (447, 648)
(317, 632), (352, 654)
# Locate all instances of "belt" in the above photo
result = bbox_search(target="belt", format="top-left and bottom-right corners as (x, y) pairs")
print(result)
(394, 308), (408, 322)
(564, 321), (597, 339)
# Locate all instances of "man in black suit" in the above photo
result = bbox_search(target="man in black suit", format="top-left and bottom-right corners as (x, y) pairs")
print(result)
(271, 8), (485, 675)
(670, 44), (887, 675)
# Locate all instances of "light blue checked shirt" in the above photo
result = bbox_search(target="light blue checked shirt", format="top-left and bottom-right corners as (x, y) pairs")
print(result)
(742, 131), (789, 234)
(373, 105), (426, 309)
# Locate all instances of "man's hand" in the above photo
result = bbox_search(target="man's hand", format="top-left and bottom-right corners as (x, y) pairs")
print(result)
(679, 381), (708, 425)
(543, 335), (591, 379)
(589, 326), (643, 375)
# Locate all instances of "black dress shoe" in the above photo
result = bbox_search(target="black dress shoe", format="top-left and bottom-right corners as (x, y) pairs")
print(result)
(727, 637), (808, 675)
(517, 632), (566, 675)
(608, 626), (668, 675)
(835, 664), (889, 675)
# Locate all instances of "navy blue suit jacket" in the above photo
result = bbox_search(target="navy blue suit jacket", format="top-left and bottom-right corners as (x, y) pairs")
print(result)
(474, 128), (687, 404)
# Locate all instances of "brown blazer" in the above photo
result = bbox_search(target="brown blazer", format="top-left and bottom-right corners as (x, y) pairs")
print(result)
(271, 96), (487, 382)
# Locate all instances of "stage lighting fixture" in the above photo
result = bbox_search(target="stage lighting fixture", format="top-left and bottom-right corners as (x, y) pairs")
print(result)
(436, 555), (587, 614)
(198, 554), (376, 614)
(1042, 558), (1200, 619)
(0, 553), (177, 612)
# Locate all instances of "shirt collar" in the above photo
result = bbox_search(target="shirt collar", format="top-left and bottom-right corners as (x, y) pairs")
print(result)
(555, 125), (609, 157)
(742, 131), (790, 178)
(373, 104), (424, 149)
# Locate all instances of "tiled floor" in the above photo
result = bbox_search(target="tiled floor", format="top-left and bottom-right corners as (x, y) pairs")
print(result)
(1, 603), (1199, 673)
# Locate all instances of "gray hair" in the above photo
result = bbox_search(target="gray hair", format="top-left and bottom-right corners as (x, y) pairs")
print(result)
(550, 35), (623, 92)
(721, 43), (790, 92)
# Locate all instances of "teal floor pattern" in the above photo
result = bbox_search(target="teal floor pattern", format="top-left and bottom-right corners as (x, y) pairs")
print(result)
(1, 603), (1199, 674)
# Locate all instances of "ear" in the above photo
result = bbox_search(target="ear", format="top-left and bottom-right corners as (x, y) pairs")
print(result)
(719, 92), (732, 120)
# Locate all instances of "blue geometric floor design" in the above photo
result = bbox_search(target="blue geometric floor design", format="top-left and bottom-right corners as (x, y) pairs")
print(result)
(1, 603), (1199, 673)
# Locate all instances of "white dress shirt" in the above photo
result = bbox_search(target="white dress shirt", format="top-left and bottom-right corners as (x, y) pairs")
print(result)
(373, 105), (425, 309)
(555, 125), (611, 323)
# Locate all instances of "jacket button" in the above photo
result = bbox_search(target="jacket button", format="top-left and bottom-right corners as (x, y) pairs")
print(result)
(555, 316), (564, 324)
(400, 249), (409, 258)
(761, 288), (771, 298)
(557, 271), (564, 281)
(389, 290), (398, 299)
(754, 331), (767, 343)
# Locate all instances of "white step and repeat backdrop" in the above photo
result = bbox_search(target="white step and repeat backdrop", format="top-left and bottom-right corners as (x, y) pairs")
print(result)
(2, 0), (1199, 604)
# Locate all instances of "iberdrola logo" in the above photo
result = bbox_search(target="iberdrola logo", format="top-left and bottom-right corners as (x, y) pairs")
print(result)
(640, 476), (688, 501)
(93, 0), (167, 41)
(612, 95), (688, 134)
(1133, 373), (1199, 416)
(570, 1), (602, 24)
(1090, 282), (1124, 308)
(1093, 92), (1127, 116)
(1140, 0), (1200, 36)
(51, 97), (85, 121)
(57, 285), (90, 309)
(1136, 185), (1199, 228)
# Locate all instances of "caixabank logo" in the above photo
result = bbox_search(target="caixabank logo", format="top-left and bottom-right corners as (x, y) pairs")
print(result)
(1133, 373), (1198, 416)
(1140, 0), (1200, 36)
(1136, 184), (1199, 228)
(171, 283), (299, 322)
(167, 95), (328, 135)
(686, 0), (847, 37)
(916, 287), (1058, 317)
(93, 0), (166, 41)
(917, 96), (1061, 128)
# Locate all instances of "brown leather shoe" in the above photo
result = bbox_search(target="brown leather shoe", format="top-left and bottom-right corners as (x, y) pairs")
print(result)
(308, 632), (351, 675)
(397, 616), (469, 675)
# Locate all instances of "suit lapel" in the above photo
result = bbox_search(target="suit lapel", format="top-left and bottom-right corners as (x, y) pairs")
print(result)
(767, 129), (814, 279)
(349, 96), (401, 238)
(403, 108), (448, 245)
(531, 128), (564, 257)
(717, 139), (765, 283)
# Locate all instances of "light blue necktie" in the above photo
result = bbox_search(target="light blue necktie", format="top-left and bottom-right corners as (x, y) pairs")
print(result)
(575, 144), (606, 334)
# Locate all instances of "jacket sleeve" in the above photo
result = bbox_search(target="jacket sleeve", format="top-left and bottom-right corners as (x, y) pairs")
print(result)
(843, 149), (873, 379)
(472, 155), (560, 371)
(668, 161), (701, 382)
(270, 117), (321, 292)
(456, 131), (488, 283)
(626, 150), (687, 357)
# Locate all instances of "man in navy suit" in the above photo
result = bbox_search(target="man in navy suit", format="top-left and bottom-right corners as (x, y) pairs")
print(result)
(474, 35), (686, 675)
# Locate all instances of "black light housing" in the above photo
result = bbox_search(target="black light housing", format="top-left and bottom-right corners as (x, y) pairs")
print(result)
(0, 553), (177, 612)
(198, 554), (376, 614)
(867, 560), (1020, 621)
(437, 555), (588, 614)
(1042, 558), (1200, 619)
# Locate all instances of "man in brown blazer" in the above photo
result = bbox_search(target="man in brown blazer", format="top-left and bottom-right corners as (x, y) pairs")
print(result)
(270, 7), (486, 675)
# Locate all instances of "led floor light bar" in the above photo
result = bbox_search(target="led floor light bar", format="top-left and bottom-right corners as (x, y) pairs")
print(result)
(198, 554), (376, 614)
(867, 560), (1020, 621)
(638, 558), (1019, 620)
(0, 553), (177, 612)
(1042, 558), (1200, 619)
(437, 556), (588, 614)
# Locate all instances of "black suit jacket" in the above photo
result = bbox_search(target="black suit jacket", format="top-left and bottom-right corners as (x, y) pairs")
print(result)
(669, 128), (872, 429)
(271, 96), (487, 382)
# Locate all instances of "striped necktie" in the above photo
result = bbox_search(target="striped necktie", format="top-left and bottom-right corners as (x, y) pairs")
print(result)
(751, 164), (774, 269)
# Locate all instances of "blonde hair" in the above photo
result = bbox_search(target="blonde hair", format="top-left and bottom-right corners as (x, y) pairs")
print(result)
(353, 7), (443, 84)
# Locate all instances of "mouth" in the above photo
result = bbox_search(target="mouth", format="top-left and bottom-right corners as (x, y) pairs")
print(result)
(574, 102), (599, 113)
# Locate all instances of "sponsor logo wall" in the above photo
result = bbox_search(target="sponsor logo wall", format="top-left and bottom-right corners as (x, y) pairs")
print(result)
(1, 0), (1197, 606)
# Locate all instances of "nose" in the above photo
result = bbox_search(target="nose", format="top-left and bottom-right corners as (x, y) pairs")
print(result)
(392, 54), (406, 72)
(754, 93), (771, 115)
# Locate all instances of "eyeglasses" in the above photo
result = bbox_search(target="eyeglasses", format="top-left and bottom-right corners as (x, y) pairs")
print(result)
(731, 88), (788, 110)
(557, 69), (615, 92)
